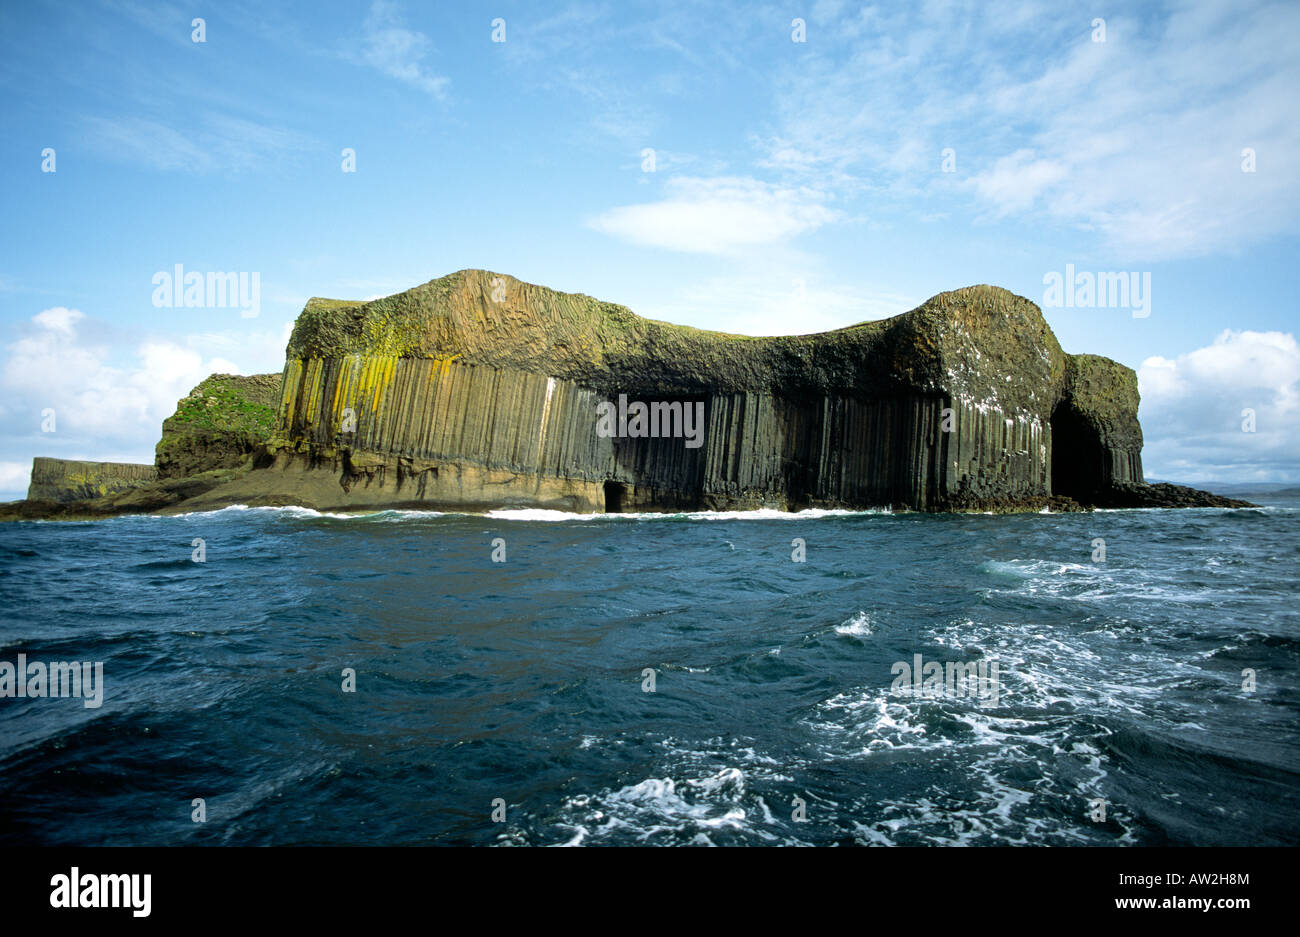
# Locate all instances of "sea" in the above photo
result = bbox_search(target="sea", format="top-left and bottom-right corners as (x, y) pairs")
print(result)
(1, 494), (1297, 846)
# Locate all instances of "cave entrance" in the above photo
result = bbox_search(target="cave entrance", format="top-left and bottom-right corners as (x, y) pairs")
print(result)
(604, 481), (626, 513)
(1049, 402), (1102, 501)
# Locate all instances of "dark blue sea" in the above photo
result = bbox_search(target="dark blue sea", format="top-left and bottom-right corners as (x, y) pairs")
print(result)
(2, 496), (1297, 846)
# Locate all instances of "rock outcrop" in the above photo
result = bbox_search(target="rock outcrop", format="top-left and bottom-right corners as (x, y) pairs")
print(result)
(155, 373), (280, 478)
(249, 273), (1104, 511)
(2, 270), (1254, 518)
(26, 457), (156, 502)
(231, 270), (1242, 513)
(1090, 482), (1255, 509)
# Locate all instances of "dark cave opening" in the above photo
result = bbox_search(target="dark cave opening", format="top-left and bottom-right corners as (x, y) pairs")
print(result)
(1049, 402), (1104, 501)
(603, 480), (626, 513)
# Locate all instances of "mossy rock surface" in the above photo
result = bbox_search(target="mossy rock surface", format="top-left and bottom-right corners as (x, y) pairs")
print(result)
(155, 373), (281, 478)
(287, 270), (1071, 409)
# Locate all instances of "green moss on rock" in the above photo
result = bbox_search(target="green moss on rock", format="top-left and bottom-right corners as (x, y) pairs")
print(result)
(155, 373), (281, 478)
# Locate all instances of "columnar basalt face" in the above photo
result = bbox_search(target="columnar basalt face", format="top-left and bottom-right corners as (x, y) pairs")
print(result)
(260, 269), (1146, 513)
(27, 458), (157, 502)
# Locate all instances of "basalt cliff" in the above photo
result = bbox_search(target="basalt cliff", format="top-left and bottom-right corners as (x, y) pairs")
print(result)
(1, 269), (1251, 519)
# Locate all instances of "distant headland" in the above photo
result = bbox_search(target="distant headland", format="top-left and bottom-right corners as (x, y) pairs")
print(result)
(1, 270), (1253, 520)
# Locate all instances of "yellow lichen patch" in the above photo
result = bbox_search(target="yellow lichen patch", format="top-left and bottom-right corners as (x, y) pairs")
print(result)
(330, 361), (345, 423)
(329, 354), (363, 431)
(278, 360), (304, 429)
(303, 358), (325, 429)
(357, 356), (380, 418)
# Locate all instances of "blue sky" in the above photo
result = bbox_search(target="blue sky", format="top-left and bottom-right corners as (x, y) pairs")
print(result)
(1, 0), (1297, 496)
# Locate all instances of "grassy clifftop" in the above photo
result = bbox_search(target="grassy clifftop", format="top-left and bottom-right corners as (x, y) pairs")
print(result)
(155, 373), (280, 478)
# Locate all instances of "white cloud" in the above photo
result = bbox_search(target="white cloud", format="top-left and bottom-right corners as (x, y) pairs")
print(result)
(32, 306), (84, 336)
(588, 176), (842, 254)
(356, 0), (449, 98)
(1, 307), (242, 465)
(970, 149), (1068, 216)
(0, 461), (30, 497)
(182, 321), (295, 376)
(1138, 329), (1300, 483)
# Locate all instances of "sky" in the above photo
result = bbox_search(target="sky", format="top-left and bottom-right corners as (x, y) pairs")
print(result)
(0, 0), (1297, 497)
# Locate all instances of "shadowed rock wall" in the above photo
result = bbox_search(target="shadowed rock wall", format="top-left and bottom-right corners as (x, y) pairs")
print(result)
(1050, 354), (1144, 500)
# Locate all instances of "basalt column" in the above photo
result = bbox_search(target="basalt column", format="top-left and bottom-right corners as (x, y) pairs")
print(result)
(256, 270), (1147, 513)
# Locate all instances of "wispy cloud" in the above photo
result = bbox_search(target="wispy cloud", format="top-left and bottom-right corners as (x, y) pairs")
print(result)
(588, 176), (842, 254)
(758, 0), (1300, 260)
(0, 461), (30, 497)
(971, 149), (1068, 216)
(492, 2), (769, 147)
(107, 0), (195, 47)
(83, 114), (316, 173)
(353, 0), (449, 99)
(643, 270), (915, 337)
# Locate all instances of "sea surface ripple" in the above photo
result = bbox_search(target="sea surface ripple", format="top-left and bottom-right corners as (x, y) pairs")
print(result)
(1, 496), (1297, 845)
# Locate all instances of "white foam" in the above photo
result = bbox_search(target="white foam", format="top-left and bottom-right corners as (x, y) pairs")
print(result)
(132, 503), (891, 523)
(810, 682), (1137, 845)
(163, 504), (364, 520)
(834, 611), (876, 638)
(485, 506), (889, 522)
(149, 504), (460, 521)
(482, 508), (604, 522)
(554, 768), (754, 845)
(553, 738), (801, 845)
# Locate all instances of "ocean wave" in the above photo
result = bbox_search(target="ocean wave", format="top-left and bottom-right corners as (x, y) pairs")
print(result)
(807, 686), (1134, 844)
(486, 506), (890, 522)
(554, 768), (759, 846)
(160, 504), (366, 520)
(142, 504), (458, 521)
(980, 558), (1102, 580)
(834, 611), (876, 638)
(977, 557), (1230, 605)
(74, 502), (896, 524)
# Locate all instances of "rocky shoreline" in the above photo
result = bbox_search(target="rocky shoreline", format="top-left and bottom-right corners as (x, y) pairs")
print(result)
(0, 476), (1255, 521)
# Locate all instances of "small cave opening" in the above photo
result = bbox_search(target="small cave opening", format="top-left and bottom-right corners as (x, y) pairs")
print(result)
(603, 480), (626, 513)
(1049, 402), (1104, 501)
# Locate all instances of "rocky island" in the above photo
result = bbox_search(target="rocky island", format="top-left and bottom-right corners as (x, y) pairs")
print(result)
(0, 269), (1252, 520)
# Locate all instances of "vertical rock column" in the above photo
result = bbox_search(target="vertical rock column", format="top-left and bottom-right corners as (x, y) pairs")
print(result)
(276, 355), (617, 481)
